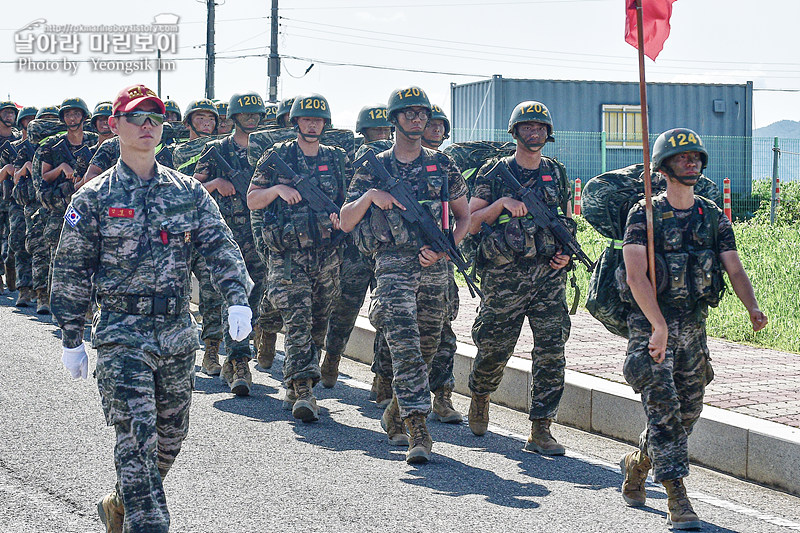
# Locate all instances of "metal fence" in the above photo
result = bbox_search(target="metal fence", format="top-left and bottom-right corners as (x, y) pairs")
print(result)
(449, 129), (800, 219)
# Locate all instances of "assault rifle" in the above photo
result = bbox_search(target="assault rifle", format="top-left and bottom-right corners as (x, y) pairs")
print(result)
(0, 141), (17, 200)
(485, 160), (595, 272)
(197, 145), (251, 204)
(52, 138), (93, 179)
(353, 149), (483, 299)
(0, 140), (34, 165)
(257, 151), (346, 247)
(156, 145), (174, 169)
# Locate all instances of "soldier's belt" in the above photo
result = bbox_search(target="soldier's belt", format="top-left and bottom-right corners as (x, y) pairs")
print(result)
(98, 294), (187, 316)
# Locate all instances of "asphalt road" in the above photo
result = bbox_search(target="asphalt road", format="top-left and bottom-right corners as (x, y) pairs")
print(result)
(1, 294), (799, 533)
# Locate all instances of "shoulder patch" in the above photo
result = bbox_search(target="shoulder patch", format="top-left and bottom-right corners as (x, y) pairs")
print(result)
(64, 204), (82, 227)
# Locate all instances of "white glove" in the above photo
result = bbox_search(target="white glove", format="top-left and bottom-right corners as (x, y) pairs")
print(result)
(228, 305), (253, 342)
(62, 344), (89, 380)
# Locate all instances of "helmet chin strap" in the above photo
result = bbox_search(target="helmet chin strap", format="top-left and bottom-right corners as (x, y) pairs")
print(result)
(233, 116), (258, 134)
(0, 117), (15, 128)
(422, 135), (442, 149)
(394, 122), (424, 140)
(662, 163), (700, 185)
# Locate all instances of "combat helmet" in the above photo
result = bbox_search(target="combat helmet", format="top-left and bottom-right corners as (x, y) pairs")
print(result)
(0, 101), (19, 125)
(429, 104), (450, 138)
(164, 100), (182, 121)
(91, 102), (113, 128)
(652, 128), (708, 172)
(507, 101), (554, 142)
(229, 92), (266, 116)
(276, 97), (296, 126)
(387, 86), (431, 122)
(215, 101), (228, 118)
(59, 97), (91, 122)
(16, 106), (38, 127)
(355, 104), (391, 134)
(289, 94), (331, 125)
(184, 99), (219, 124)
(264, 104), (278, 123)
(36, 105), (60, 120)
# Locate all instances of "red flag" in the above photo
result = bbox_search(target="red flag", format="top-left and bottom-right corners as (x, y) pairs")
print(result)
(625, 0), (677, 61)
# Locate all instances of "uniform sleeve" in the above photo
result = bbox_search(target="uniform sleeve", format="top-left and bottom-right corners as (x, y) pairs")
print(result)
(191, 183), (253, 307)
(51, 190), (100, 348)
(622, 203), (648, 247)
(193, 144), (214, 177)
(88, 140), (116, 173)
(346, 167), (378, 204)
(717, 211), (737, 253)
(440, 153), (467, 201)
(471, 160), (496, 203)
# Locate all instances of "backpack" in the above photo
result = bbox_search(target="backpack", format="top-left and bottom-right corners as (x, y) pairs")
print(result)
(442, 141), (517, 197)
(583, 164), (721, 338)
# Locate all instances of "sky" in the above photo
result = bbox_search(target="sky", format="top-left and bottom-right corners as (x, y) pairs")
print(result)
(2, 0), (798, 132)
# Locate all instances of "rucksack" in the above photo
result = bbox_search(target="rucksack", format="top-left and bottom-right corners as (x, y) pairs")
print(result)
(442, 141), (517, 197)
(582, 164), (722, 338)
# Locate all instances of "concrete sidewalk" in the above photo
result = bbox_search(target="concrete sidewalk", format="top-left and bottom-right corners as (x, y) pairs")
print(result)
(346, 287), (800, 495)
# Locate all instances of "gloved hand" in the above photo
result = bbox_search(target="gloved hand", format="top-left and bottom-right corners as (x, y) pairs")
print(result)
(228, 305), (253, 342)
(62, 343), (89, 380)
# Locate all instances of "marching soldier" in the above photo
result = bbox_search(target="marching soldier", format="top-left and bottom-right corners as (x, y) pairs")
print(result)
(467, 101), (573, 455)
(340, 86), (470, 463)
(248, 93), (349, 422)
(51, 84), (253, 533)
(618, 128), (767, 530)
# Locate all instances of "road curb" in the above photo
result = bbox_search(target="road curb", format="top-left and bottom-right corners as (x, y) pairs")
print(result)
(344, 316), (800, 496)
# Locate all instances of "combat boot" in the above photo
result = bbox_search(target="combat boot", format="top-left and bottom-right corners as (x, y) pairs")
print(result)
(468, 392), (490, 436)
(368, 375), (379, 401)
(36, 288), (50, 314)
(15, 287), (33, 308)
(256, 331), (277, 369)
(228, 358), (252, 396)
(282, 386), (297, 410)
(404, 414), (433, 464)
(619, 449), (652, 507)
(5, 260), (15, 293)
(291, 378), (319, 422)
(431, 387), (463, 424)
(380, 396), (409, 446)
(319, 351), (341, 388)
(97, 491), (124, 533)
(662, 478), (701, 530)
(201, 339), (222, 376)
(524, 418), (565, 455)
(375, 375), (393, 408)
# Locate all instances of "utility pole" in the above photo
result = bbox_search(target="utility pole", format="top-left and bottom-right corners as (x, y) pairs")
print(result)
(267, 0), (280, 103)
(205, 0), (215, 99)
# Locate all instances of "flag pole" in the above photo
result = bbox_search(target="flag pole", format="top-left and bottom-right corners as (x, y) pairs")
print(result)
(635, 0), (658, 298)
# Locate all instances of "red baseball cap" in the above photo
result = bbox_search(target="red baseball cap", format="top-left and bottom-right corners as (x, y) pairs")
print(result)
(112, 84), (166, 115)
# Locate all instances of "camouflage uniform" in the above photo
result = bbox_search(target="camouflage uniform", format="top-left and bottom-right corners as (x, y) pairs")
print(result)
(621, 193), (735, 482)
(3, 139), (33, 290)
(51, 159), (252, 533)
(468, 156), (573, 421)
(88, 137), (120, 174)
(0, 133), (19, 276)
(173, 136), (226, 347)
(34, 131), (97, 290)
(250, 140), (348, 388)
(323, 141), (390, 367)
(194, 135), (283, 361)
(347, 147), (467, 417)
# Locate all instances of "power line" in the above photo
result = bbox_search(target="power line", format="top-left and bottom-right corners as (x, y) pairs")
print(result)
(281, 54), (488, 77)
(280, 0), (607, 9)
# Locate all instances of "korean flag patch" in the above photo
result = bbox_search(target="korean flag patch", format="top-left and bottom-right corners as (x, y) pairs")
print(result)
(64, 205), (82, 228)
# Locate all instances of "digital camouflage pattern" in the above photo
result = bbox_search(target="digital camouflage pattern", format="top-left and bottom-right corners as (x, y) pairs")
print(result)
(442, 141), (517, 196)
(34, 131), (98, 212)
(346, 147), (467, 417)
(193, 135), (283, 359)
(248, 127), (356, 167)
(95, 344), (195, 533)
(51, 159), (251, 533)
(324, 140), (390, 365)
(2, 141), (32, 289)
(25, 118), (64, 145)
(250, 139), (348, 387)
(624, 310), (708, 482)
(621, 191), (732, 482)
(88, 137), (120, 174)
(468, 157), (572, 421)
(172, 135), (224, 176)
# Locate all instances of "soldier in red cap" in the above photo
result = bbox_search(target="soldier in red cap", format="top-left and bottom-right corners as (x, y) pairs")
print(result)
(50, 84), (253, 533)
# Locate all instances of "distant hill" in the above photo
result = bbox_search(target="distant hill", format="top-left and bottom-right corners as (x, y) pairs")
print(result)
(754, 120), (800, 138)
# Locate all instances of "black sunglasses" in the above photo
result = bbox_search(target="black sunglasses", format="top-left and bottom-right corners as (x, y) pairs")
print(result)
(116, 111), (166, 127)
